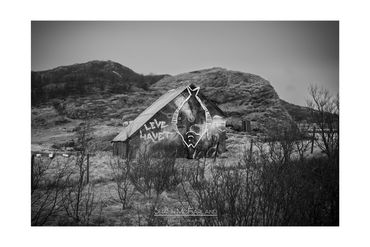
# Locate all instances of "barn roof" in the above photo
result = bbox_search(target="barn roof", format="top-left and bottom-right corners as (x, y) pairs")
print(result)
(112, 84), (190, 142)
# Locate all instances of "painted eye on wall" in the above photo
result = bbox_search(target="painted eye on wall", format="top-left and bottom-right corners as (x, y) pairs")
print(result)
(187, 116), (195, 122)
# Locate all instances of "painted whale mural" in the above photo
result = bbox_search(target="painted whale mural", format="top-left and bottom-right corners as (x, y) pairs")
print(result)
(112, 84), (226, 159)
(172, 86), (212, 149)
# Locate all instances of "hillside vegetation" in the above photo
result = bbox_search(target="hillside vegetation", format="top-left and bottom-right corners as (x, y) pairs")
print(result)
(31, 60), (168, 105)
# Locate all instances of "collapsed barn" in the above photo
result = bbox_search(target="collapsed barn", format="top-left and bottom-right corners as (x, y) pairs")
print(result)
(112, 83), (227, 159)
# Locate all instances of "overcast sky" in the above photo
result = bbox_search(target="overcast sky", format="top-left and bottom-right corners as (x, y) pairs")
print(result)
(31, 21), (338, 106)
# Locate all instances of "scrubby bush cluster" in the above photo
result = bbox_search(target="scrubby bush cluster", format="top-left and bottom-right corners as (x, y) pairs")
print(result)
(178, 143), (338, 226)
(31, 154), (100, 226)
(32, 120), (101, 226)
(32, 132), (338, 226)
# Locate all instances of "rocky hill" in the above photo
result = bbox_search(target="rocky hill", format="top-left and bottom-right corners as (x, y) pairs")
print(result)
(31, 61), (316, 152)
(152, 67), (295, 132)
(31, 60), (169, 105)
(31, 61), (314, 134)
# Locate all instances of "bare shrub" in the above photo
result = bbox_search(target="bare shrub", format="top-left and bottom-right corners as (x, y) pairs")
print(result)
(63, 182), (97, 225)
(263, 124), (299, 164)
(129, 144), (180, 200)
(31, 157), (72, 226)
(180, 158), (245, 226)
(294, 124), (312, 161)
(128, 146), (154, 198)
(128, 144), (181, 226)
(51, 99), (66, 116)
(179, 139), (339, 226)
(108, 157), (135, 210)
(61, 119), (97, 225)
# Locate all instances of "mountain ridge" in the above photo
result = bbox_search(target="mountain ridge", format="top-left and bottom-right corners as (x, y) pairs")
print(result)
(31, 60), (170, 105)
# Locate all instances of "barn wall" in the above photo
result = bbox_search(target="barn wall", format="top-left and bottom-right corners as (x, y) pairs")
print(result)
(113, 142), (127, 157)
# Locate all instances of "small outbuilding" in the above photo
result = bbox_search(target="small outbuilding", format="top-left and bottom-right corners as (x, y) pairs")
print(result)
(112, 83), (227, 159)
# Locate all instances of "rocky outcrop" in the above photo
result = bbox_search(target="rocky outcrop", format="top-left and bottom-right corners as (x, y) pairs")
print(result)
(153, 67), (294, 133)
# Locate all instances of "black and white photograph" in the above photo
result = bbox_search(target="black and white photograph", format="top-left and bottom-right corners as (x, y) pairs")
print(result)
(3, 0), (370, 246)
(31, 21), (339, 226)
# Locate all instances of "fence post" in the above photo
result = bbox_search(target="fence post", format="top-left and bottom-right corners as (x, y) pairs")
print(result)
(311, 126), (316, 154)
(246, 120), (251, 132)
(86, 153), (90, 184)
(242, 120), (246, 132)
(249, 139), (253, 160)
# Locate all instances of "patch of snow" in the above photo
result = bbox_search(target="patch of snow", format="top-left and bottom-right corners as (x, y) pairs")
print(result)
(112, 70), (122, 78)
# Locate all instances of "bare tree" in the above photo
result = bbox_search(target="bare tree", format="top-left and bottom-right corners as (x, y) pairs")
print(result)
(108, 157), (135, 210)
(63, 182), (96, 225)
(306, 85), (339, 159)
(294, 124), (312, 161)
(62, 120), (97, 225)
